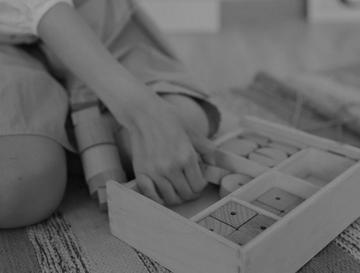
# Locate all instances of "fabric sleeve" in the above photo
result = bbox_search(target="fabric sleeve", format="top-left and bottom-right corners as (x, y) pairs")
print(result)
(152, 81), (221, 138)
(0, 0), (73, 37)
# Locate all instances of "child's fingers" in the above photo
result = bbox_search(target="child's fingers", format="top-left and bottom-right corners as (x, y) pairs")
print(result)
(191, 135), (217, 166)
(166, 170), (196, 201)
(136, 174), (164, 205)
(152, 175), (183, 206)
(184, 154), (207, 193)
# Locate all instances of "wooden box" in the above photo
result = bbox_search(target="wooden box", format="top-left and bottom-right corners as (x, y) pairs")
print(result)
(107, 116), (360, 273)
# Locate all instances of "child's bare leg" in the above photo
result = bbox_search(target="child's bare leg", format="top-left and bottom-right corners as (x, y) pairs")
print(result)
(0, 136), (66, 228)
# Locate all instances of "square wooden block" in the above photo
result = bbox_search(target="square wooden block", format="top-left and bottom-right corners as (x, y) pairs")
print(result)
(211, 201), (257, 228)
(227, 215), (276, 246)
(198, 216), (235, 237)
(254, 187), (304, 215)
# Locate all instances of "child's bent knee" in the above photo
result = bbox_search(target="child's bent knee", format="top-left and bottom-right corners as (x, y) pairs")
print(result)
(0, 136), (67, 228)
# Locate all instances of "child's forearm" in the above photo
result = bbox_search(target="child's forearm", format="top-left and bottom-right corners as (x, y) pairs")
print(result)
(161, 94), (209, 137)
(38, 2), (158, 128)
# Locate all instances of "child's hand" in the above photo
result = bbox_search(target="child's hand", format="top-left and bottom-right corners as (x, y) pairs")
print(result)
(37, 3), (216, 205)
(129, 97), (214, 206)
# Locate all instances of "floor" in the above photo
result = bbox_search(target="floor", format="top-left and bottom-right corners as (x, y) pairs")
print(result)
(168, 18), (360, 94)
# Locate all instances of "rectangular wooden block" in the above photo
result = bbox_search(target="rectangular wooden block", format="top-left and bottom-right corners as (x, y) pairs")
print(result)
(227, 215), (276, 246)
(227, 226), (259, 246)
(198, 216), (235, 237)
(255, 187), (304, 215)
(203, 165), (230, 185)
(211, 201), (257, 229)
(269, 141), (300, 156)
(304, 175), (328, 187)
(251, 200), (282, 216)
(241, 133), (270, 147)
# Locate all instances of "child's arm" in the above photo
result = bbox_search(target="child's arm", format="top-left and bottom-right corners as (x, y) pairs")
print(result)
(38, 3), (214, 205)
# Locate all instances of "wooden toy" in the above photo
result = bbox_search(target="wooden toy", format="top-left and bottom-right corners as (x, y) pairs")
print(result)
(219, 138), (258, 156)
(268, 141), (300, 156)
(198, 216), (235, 237)
(203, 165), (230, 185)
(72, 106), (127, 210)
(241, 132), (269, 147)
(107, 116), (360, 273)
(227, 214), (276, 246)
(219, 173), (252, 198)
(252, 187), (305, 216)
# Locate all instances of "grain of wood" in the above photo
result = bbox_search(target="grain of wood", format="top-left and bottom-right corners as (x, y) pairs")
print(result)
(211, 201), (257, 228)
(242, 133), (270, 147)
(304, 174), (328, 187)
(219, 138), (258, 156)
(255, 187), (304, 215)
(251, 200), (283, 216)
(248, 152), (276, 167)
(203, 165), (231, 185)
(219, 174), (253, 198)
(227, 214), (276, 246)
(198, 216), (235, 237)
(254, 148), (288, 163)
(268, 141), (300, 156)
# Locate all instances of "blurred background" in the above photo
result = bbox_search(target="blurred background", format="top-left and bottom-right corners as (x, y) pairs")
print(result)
(137, 0), (360, 94)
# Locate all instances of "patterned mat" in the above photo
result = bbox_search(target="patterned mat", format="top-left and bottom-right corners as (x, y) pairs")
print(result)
(2, 192), (360, 273)
(2, 72), (360, 273)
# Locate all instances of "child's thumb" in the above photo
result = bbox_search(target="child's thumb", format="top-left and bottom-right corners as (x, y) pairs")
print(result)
(191, 135), (217, 166)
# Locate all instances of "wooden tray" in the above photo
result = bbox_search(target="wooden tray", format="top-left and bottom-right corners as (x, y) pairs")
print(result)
(107, 116), (360, 273)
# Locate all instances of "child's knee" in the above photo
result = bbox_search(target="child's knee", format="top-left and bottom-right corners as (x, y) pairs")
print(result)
(0, 136), (67, 228)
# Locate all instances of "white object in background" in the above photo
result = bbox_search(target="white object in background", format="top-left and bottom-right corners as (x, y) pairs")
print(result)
(136, 0), (220, 33)
(307, 0), (360, 22)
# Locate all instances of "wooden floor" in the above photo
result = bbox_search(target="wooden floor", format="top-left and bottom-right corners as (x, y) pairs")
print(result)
(168, 18), (360, 94)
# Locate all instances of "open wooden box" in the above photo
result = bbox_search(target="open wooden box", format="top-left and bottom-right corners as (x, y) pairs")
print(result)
(107, 116), (360, 273)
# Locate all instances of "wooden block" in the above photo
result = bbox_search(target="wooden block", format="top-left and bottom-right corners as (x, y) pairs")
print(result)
(72, 107), (116, 153)
(219, 138), (258, 156)
(304, 175), (328, 187)
(268, 141), (300, 156)
(255, 187), (304, 214)
(242, 133), (269, 147)
(211, 149), (269, 177)
(227, 215), (276, 246)
(227, 225), (259, 246)
(248, 152), (276, 167)
(88, 168), (127, 196)
(249, 214), (277, 230)
(211, 201), (257, 228)
(219, 174), (252, 198)
(97, 187), (108, 211)
(203, 165), (231, 185)
(198, 216), (235, 237)
(251, 200), (282, 216)
(254, 148), (288, 164)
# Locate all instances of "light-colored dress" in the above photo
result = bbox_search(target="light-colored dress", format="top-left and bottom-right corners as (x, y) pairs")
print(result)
(0, 0), (73, 43)
(0, 0), (220, 151)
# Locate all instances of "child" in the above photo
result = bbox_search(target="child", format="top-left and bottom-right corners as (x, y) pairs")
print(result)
(0, 0), (220, 228)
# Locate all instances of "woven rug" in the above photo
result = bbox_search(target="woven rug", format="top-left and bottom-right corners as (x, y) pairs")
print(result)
(3, 72), (360, 273)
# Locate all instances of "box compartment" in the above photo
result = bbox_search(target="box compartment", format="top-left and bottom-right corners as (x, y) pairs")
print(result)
(278, 148), (356, 187)
(107, 181), (242, 273)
